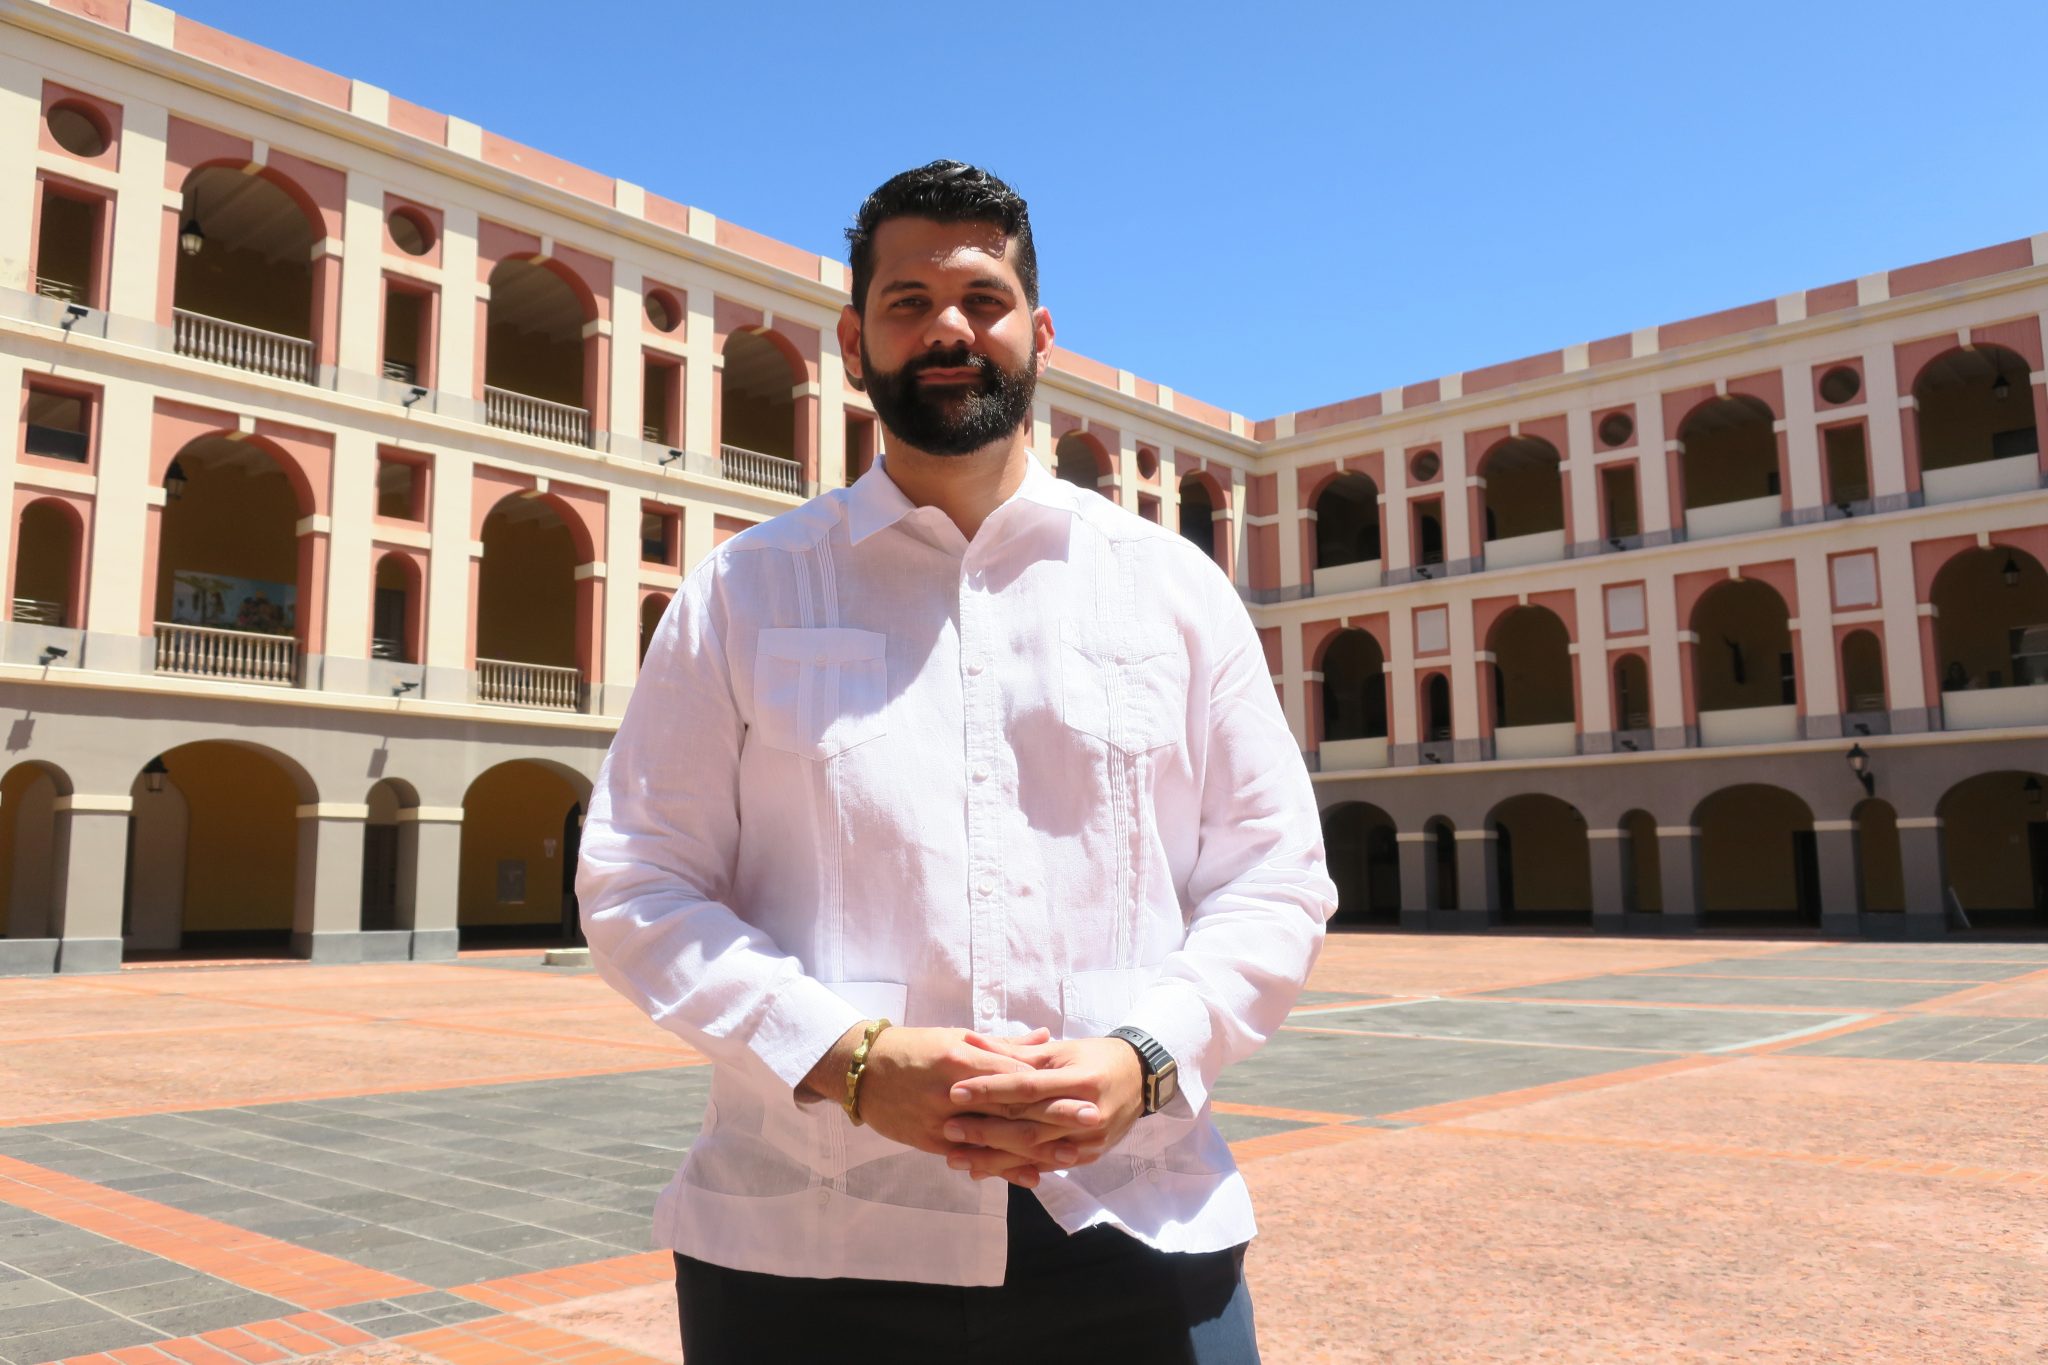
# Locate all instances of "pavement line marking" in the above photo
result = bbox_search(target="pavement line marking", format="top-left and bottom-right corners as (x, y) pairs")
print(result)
(0, 1153), (429, 1312)
(1287, 997), (1442, 1017)
(397, 1313), (676, 1364)
(1710, 1013), (1879, 1054)
(1647, 971), (2013, 986)
(1279, 1022), (1686, 1057)
(1465, 994), (1856, 1015)
(52, 1310), (381, 1364)
(1212, 1101), (1363, 1125)
(1382, 1054), (1729, 1125)
(405, 1014), (706, 1059)
(1904, 964), (2048, 1014)
(1427, 1125), (2048, 1188)
(449, 1250), (674, 1311)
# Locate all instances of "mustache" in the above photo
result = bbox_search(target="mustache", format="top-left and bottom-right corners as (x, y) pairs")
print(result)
(904, 347), (990, 376)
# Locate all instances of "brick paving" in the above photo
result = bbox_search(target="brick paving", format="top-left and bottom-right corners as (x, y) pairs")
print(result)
(0, 936), (2042, 1362)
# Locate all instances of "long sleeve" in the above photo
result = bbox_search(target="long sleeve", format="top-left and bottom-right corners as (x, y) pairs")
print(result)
(576, 559), (863, 1092)
(1117, 584), (1337, 1115)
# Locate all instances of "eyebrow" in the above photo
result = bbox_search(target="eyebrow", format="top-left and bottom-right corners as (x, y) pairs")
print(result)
(878, 276), (1016, 297)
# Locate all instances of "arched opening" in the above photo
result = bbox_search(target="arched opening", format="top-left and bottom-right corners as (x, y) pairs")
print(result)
(125, 741), (309, 957)
(0, 762), (69, 942)
(172, 165), (317, 381)
(1425, 817), (1458, 910)
(1678, 395), (1780, 536)
(720, 329), (800, 464)
(1488, 607), (1574, 757)
(1479, 437), (1564, 567)
(1852, 798), (1905, 914)
(639, 592), (669, 667)
(155, 435), (304, 684)
(477, 494), (582, 707)
(12, 499), (80, 628)
(1423, 672), (1453, 745)
(1054, 432), (1107, 494)
(1840, 629), (1887, 720)
(485, 258), (591, 444)
(1619, 808), (1662, 912)
(1489, 794), (1591, 925)
(361, 778), (415, 933)
(459, 760), (588, 944)
(1939, 771), (2048, 927)
(1695, 784), (1818, 927)
(1321, 630), (1387, 742)
(1931, 546), (2048, 729)
(1613, 655), (1651, 735)
(1415, 508), (1445, 567)
(1692, 578), (1796, 743)
(1178, 476), (1217, 562)
(371, 553), (420, 663)
(1323, 803), (1400, 925)
(1315, 474), (1381, 569)
(1913, 344), (2039, 499)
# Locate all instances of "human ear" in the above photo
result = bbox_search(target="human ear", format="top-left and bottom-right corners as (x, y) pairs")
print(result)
(837, 304), (866, 392)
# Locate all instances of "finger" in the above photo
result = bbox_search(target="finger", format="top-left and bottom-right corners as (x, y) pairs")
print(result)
(962, 1034), (1058, 1065)
(950, 1067), (1094, 1109)
(943, 1116), (1057, 1157)
(947, 1146), (1039, 1178)
(964, 1027), (1051, 1050)
(1006, 1097), (1103, 1128)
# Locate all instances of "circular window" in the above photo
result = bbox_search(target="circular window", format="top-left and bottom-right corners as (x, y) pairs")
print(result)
(1408, 449), (1441, 482)
(1597, 411), (1635, 448)
(387, 208), (433, 256)
(1136, 447), (1159, 480)
(645, 291), (679, 334)
(46, 103), (108, 158)
(1818, 365), (1862, 405)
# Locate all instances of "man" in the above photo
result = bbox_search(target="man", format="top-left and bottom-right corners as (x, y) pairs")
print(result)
(579, 161), (1336, 1363)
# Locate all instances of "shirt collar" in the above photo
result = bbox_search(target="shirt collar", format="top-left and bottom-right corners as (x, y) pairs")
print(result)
(845, 451), (1078, 546)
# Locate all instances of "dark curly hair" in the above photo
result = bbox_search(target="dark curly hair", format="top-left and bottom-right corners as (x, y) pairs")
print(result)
(845, 161), (1038, 315)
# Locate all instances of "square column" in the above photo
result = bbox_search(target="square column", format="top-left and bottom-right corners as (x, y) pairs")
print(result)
(1396, 832), (1430, 929)
(1588, 828), (1627, 932)
(1895, 817), (1949, 937)
(294, 805), (367, 962)
(1655, 826), (1700, 929)
(52, 796), (131, 973)
(1453, 829), (1502, 929)
(1813, 820), (1861, 936)
(398, 807), (464, 959)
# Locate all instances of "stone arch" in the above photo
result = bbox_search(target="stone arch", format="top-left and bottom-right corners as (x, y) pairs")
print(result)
(1422, 672), (1453, 743)
(1676, 394), (1779, 512)
(1930, 544), (2048, 697)
(1694, 784), (1818, 927)
(1487, 606), (1574, 730)
(172, 161), (321, 358)
(371, 551), (424, 664)
(1618, 808), (1662, 912)
(1852, 797), (1905, 914)
(1055, 431), (1111, 493)
(1839, 628), (1886, 716)
(1323, 802), (1400, 925)
(1424, 816), (1458, 910)
(11, 497), (86, 629)
(719, 326), (806, 463)
(1319, 629), (1388, 743)
(640, 591), (671, 666)
(153, 433), (314, 673)
(1691, 578), (1795, 715)
(1313, 473), (1382, 569)
(476, 491), (587, 678)
(1488, 793), (1592, 924)
(1476, 436), (1564, 546)
(0, 760), (73, 943)
(458, 759), (592, 943)
(1938, 770), (2048, 926)
(1178, 471), (1225, 564)
(1911, 343), (2038, 475)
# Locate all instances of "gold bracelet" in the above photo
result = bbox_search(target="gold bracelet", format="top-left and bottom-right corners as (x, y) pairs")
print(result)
(841, 1017), (892, 1126)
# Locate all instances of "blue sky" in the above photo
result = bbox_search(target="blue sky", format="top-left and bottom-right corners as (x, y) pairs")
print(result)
(179, 0), (2048, 419)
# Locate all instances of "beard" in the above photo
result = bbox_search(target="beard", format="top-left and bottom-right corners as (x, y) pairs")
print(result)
(861, 340), (1037, 457)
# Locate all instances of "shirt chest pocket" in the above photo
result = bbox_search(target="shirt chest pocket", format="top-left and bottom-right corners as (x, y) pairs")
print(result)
(1059, 621), (1189, 756)
(751, 628), (890, 760)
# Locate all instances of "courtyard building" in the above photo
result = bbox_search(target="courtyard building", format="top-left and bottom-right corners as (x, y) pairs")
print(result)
(2, 0), (2045, 975)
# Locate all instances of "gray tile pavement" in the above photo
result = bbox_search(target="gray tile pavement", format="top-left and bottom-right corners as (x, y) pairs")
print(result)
(1283, 998), (1845, 1053)
(1784, 1015), (2048, 1064)
(1477, 973), (1965, 1009)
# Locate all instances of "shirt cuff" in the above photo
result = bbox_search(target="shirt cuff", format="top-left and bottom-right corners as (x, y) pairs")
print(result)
(1117, 978), (1216, 1118)
(750, 972), (869, 1097)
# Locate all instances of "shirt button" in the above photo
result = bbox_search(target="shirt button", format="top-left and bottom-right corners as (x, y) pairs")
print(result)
(979, 994), (998, 1014)
(976, 879), (994, 897)
(817, 1189), (832, 1206)
(1147, 1169), (1162, 1185)
(971, 764), (990, 782)
(965, 660), (984, 676)
(813, 653), (827, 666)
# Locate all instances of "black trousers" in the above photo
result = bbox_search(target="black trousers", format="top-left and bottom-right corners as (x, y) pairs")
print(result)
(673, 1184), (1260, 1364)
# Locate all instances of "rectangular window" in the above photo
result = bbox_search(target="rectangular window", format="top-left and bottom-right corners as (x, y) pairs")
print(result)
(382, 284), (427, 385)
(375, 453), (427, 522)
(1606, 583), (1647, 635)
(643, 356), (681, 446)
(1823, 425), (1870, 504)
(641, 508), (678, 565)
(34, 183), (104, 309)
(1138, 494), (1161, 524)
(1601, 464), (1640, 539)
(1415, 605), (1449, 654)
(23, 385), (91, 463)
(1830, 551), (1879, 609)
(845, 412), (877, 485)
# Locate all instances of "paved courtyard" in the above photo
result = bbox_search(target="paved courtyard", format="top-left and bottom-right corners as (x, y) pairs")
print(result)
(0, 934), (2042, 1364)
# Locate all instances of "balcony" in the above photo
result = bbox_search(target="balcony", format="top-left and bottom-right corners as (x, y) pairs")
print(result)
(1942, 684), (2048, 731)
(1311, 560), (1383, 595)
(13, 598), (65, 627)
(720, 444), (805, 496)
(1482, 529), (1567, 571)
(154, 622), (298, 686)
(484, 386), (591, 447)
(476, 657), (583, 711)
(1684, 495), (1782, 541)
(172, 309), (312, 384)
(1921, 454), (2039, 507)
(1318, 737), (1390, 771)
(1492, 721), (1578, 760)
(34, 276), (79, 302)
(1697, 704), (1799, 747)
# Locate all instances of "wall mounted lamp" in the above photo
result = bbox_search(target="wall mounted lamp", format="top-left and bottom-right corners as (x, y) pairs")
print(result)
(1846, 743), (1874, 797)
(143, 755), (169, 794)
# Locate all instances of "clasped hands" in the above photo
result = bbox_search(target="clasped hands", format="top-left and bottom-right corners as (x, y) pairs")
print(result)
(801, 1024), (1145, 1187)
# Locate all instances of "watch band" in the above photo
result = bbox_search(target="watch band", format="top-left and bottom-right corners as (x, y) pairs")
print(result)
(1106, 1026), (1179, 1115)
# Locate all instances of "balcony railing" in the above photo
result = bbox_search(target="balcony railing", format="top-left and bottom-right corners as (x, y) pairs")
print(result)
(172, 309), (313, 383)
(476, 657), (582, 711)
(13, 598), (65, 627)
(382, 358), (417, 383)
(34, 276), (80, 302)
(484, 385), (590, 447)
(154, 622), (298, 685)
(719, 444), (804, 496)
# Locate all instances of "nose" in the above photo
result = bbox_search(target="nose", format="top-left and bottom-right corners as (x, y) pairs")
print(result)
(922, 303), (973, 348)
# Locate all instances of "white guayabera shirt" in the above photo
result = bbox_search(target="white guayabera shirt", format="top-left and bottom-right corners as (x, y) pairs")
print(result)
(578, 453), (1336, 1286)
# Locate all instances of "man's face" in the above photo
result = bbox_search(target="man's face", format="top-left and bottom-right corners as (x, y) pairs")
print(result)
(840, 217), (1052, 458)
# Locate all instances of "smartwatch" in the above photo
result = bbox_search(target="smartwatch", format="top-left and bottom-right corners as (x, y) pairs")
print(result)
(1106, 1026), (1179, 1115)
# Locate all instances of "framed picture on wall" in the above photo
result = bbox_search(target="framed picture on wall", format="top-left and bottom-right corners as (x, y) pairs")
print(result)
(170, 571), (297, 635)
